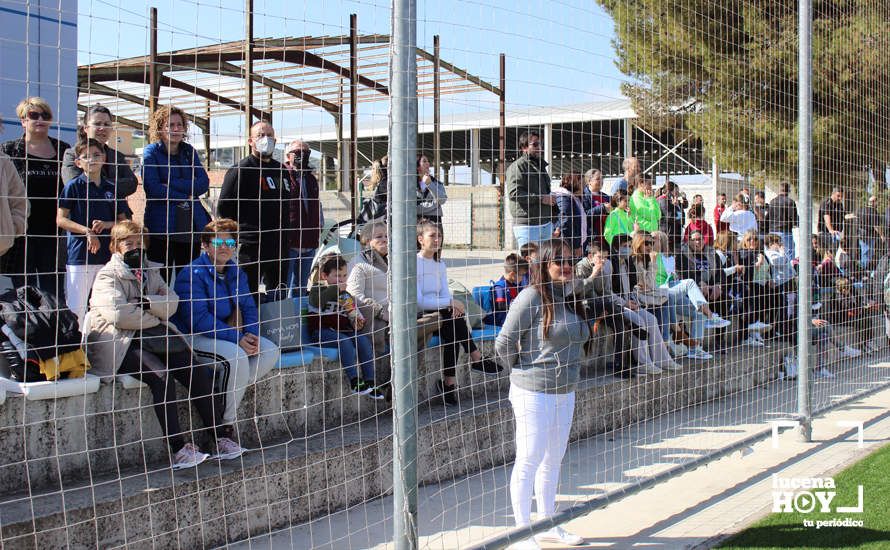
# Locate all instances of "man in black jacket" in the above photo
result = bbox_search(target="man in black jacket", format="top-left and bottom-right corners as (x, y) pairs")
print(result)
(768, 183), (799, 261)
(217, 121), (289, 302)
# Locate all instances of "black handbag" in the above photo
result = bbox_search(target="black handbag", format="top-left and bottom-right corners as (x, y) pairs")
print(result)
(138, 324), (190, 355)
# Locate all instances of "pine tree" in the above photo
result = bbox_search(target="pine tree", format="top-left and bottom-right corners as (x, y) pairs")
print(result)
(598, 0), (890, 195)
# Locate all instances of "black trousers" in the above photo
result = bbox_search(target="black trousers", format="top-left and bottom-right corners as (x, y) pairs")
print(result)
(239, 240), (287, 303)
(147, 236), (199, 283)
(0, 235), (64, 299)
(432, 308), (478, 379)
(117, 338), (217, 451)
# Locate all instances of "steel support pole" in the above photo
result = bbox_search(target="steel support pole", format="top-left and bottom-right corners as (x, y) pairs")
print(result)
(623, 118), (633, 160)
(390, 0), (419, 548)
(433, 35), (441, 180)
(244, 0), (254, 138)
(149, 8), (159, 114)
(498, 53), (506, 248)
(797, 0), (813, 442)
(350, 13), (359, 222)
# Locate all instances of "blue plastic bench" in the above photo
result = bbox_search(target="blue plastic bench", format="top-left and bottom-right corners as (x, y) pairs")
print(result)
(427, 323), (501, 348)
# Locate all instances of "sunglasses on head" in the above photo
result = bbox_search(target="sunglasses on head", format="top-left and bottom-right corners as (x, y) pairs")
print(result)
(550, 256), (574, 267)
(26, 111), (51, 121)
(210, 238), (237, 248)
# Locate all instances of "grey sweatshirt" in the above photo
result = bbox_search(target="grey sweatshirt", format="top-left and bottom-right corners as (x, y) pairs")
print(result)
(495, 283), (590, 394)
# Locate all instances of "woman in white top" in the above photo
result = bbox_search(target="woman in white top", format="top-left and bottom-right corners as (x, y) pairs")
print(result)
(416, 219), (500, 405)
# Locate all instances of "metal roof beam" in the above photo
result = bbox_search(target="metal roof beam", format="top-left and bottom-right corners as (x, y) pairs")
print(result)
(214, 61), (340, 114)
(161, 75), (270, 121)
(415, 47), (500, 96)
(264, 49), (389, 95)
(79, 82), (209, 129)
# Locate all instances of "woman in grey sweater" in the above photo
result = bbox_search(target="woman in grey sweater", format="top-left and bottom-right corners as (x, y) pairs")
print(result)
(494, 238), (588, 548)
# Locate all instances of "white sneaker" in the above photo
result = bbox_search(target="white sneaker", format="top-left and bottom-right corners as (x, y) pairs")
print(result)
(172, 443), (209, 470)
(704, 313), (732, 329)
(815, 367), (835, 379)
(748, 321), (771, 332)
(637, 362), (663, 375)
(667, 341), (688, 357)
(840, 345), (862, 358)
(743, 335), (765, 347)
(508, 537), (541, 550)
(535, 526), (585, 546)
(687, 346), (713, 360)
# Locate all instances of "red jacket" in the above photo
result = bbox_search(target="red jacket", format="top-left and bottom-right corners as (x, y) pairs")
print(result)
(713, 205), (729, 233)
(683, 219), (715, 246)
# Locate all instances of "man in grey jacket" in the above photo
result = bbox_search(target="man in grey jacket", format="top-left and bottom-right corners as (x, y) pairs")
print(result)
(505, 132), (555, 247)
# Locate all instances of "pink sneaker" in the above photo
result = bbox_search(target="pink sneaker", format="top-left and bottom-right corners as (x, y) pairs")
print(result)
(214, 437), (246, 460)
(172, 443), (209, 470)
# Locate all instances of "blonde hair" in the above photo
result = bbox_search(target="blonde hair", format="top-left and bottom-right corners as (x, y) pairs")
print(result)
(714, 231), (736, 252)
(148, 105), (189, 143)
(16, 97), (53, 120)
(109, 220), (147, 253)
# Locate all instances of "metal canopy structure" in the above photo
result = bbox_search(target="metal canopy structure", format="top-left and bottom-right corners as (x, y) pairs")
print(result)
(77, 10), (504, 219)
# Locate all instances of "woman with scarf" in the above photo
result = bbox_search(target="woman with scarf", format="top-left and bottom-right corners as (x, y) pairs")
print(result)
(552, 172), (587, 257)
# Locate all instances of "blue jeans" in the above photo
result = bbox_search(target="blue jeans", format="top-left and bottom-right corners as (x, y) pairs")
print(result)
(659, 279), (707, 342)
(513, 222), (554, 248)
(313, 327), (375, 382)
(287, 247), (317, 298)
(859, 239), (874, 269)
(778, 232), (795, 262)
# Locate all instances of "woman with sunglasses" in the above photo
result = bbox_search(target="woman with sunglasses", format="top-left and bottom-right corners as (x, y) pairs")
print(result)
(495, 239), (588, 548)
(0, 97), (71, 295)
(61, 104), (138, 198)
(172, 218), (280, 458)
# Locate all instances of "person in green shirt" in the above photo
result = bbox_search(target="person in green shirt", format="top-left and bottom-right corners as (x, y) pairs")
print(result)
(629, 178), (661, 233)
(603, 189), (636, 249)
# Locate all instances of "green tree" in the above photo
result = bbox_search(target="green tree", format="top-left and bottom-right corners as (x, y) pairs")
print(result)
(598, 0), (890, 196)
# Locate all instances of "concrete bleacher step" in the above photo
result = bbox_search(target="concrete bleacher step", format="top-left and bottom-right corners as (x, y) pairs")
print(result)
(0, 338), (789, 549)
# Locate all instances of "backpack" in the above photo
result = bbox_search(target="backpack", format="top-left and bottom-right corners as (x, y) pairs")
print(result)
(448, 278), (486, 329)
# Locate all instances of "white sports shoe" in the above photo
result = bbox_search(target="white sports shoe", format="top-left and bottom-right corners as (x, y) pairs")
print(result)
(660, 360), (684, 371)
(704, 313), (732, 329)
(535, 526), (585, 546)
(748, 321), (771, 332)
(687, 346), (713, 360)
(667, 341), (688, 357)
(840, 345), (862, 358)
(637, 362), (664, 375)
(214, 437), (246, 460)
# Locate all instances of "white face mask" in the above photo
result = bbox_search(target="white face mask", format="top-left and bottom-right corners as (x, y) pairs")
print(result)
(255, 136), (276, 156)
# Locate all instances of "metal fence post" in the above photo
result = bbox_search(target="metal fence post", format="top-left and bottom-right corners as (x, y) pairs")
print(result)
(390, 0), (419, 548)
(797, 0), (813, 442)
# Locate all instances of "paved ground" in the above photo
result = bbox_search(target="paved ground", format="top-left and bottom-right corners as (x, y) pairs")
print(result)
(225, 352), (890, 550)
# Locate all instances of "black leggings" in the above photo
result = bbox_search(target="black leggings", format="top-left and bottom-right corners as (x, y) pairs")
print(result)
(147, 236), (199, 283)
(118, 339), (217, 451)
(432, 308), (478, 379)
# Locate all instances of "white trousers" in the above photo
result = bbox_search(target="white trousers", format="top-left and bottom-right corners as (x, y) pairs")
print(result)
(509, 384), (575, 527)
(65, 264), (103, 329)
(191, 335), (279, 425)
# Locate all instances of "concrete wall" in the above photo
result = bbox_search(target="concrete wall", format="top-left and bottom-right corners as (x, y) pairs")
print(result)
(0, 328), (805, 549)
